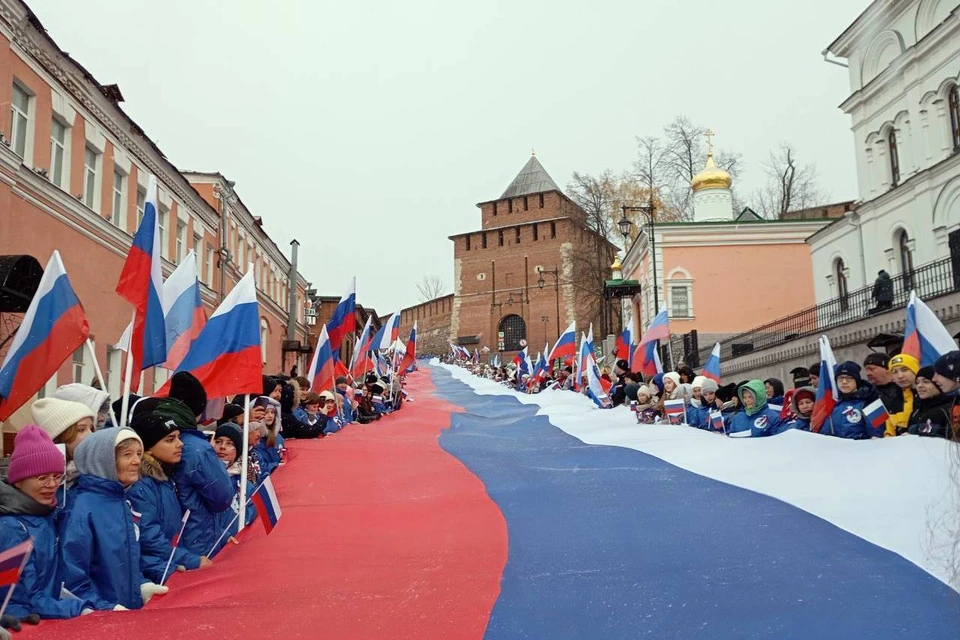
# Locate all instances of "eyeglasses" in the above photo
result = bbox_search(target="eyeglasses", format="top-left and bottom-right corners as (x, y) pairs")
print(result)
(36, 473), (65, 487)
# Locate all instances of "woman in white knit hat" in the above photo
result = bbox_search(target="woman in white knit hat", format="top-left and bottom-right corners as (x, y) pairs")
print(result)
(54, 383), (111, 429)
(30, 398), (95, 493)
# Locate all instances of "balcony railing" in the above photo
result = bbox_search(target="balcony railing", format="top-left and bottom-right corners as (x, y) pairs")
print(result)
(696, 256), (959, 364)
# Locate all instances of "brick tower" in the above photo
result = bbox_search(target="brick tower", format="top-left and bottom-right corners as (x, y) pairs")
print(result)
(449, 154), (616, 360)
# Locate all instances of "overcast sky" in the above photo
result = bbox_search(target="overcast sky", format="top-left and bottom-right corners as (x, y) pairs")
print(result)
(31, 0), (867, 313)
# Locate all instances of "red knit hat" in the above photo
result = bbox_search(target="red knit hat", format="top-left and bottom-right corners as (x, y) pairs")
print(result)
(7, 425), (65, 485)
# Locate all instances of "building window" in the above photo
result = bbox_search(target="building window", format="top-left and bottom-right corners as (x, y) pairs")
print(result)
(515, 226), (521, 244)
(888, 129), (900, 187)
(898, 230), (914, 291)
(9, 83), (30, 158)
(482, 232), (488, 249)
(533, 224), (539, 241)
(50, 120), (66, 187)
(465, 235), (471, 251)
(950, 85), (960, 153)
(508, 199), (513, 214)
(492, 202), (497, 216)
(176, 220), (186, 263)
(539, 193), (544, 208)
(669, 286), (690, 318)
(193, 233), (202, 259)
(550, 221), (557, 238)
(836, 258), (849, 311)
(206, 244), (214, 285)
(260, 318), (269, 365)
(83, 147), (99, 210)
(112, 170), (125, 229)
(72, 345), (85, 384)
(158, 206), (168, 259)
(498, 229), (504, 246)
(523, 196), (529, 211)
(136, 185), (146, 225)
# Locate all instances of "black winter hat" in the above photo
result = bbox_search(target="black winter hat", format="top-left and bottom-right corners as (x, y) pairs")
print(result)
(863, 352), (890, 368)
(789, 366), (811, 388)
(112, 394), (140, 425)
(131, 411), (180, 451)
(169, 372), (207, 418)
(934, 350), (960, 381)
(614, 359), (630, 373)
(262, 375), (280, 397)
(364, 374), (378, 385)
(809, 363), (821, 376)
(214, 423), (243, 456)
(217, 403), (245, 427)
(763, 378), (785, 398)
(916, 365), (936, 381)
(716, 383), (738, 403)
(154, 397), (197, 430)
(834, 361), (863, 385)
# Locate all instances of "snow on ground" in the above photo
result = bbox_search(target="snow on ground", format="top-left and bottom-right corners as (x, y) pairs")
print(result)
(432, 360), (960, 591)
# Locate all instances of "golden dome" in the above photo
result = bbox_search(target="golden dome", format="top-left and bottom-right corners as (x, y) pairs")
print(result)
(610, 256), (623, 271)
(691, 153), (732, 192)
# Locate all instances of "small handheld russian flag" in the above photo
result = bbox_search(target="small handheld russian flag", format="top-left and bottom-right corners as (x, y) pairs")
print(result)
(709, 409), (726, 433)
(0, 538), (33, 618)
(663, 398), (686, 425)
(863, 398), (890, 436)
(252, 476), (282, 534)
(160, 509), (191, 586)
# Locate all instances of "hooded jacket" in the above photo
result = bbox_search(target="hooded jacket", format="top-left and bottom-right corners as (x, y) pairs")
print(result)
(821, 382), (876, 440)
(727, 380), (783, 437)
(907, 393), (955, 439)
(127, 454), (202, 583)
(163, 399), (235, 557)
(210, 461), (259, 557)
(780, 387), (814, 432)
(337, 387), (356, 423)
(763, 378), (785, 410)
(0, 482), (87, 619)
(57, 428), (146, 610)
(279, 383), (325, 439)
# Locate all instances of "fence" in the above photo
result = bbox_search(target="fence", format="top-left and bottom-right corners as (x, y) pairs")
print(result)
(696, 256), (959, 365)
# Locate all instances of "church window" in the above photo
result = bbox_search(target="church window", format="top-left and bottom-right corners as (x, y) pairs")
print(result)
(465, 235), (471, 251)
(498, 229), (504, 246)
(515, 226), (521, 244)
(482, 232), (487, 249)
(533, 224), (539, 241)
(539, 193), (544, 208)
(888, 129), (900, 187)
(898, 230), (914, 291)
(523, 196), (529, 211)
(836, 258), (849, 311)
(949, 85), (960, 153)
(550, 221), (556, 238)
(508, 199), (513, 214)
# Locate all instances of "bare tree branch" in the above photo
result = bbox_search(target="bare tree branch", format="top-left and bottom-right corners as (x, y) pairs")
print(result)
(415, 275), (446, 302)
(752, 143), (826, 219)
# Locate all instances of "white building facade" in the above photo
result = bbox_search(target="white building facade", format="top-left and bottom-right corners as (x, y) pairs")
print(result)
(810, 0), (960, 302)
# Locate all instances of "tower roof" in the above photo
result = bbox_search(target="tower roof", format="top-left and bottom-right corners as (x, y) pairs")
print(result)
(499, 155), (560, 199)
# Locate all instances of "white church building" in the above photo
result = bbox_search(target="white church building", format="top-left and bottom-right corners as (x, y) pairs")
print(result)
(809, 0), (960, 303)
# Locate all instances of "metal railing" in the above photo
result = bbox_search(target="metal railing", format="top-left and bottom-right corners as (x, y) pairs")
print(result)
(697, 256), (959, 364)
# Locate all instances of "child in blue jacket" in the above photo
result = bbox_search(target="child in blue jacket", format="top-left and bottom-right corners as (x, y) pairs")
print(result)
(726, 380), (783, 437)
(128, 412), (210, 583)
(58, 427), (169, 610)
(0, 426), (89, 620)
(819, 362), (878, 439)
(211, 424), (259, 556)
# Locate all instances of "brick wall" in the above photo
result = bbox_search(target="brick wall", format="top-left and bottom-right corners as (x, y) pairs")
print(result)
(398, 294), (454, 355)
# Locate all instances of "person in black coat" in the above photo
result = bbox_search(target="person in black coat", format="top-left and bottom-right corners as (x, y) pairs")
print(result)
(908, 366), (954, 438)
(609, 360), (631, 407)
(870, 270), (894, 313)
(278, 381), (325, 439)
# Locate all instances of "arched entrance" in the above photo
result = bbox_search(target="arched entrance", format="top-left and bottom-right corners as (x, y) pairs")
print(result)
(498, 314), (526, 352)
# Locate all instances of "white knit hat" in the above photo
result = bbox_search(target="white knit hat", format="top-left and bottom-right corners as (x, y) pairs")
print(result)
(30, 397), (95, 442)
(692, 376), (706, 389)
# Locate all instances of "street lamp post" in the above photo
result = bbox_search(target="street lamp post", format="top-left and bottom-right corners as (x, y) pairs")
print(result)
(536, 266), (561, 342)
(619, 203), (658, 314)
(541, 315), (549, 344)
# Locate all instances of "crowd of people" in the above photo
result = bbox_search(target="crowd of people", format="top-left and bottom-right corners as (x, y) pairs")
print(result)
(0, 366), (408, 633)
(445, 347), (960, 441)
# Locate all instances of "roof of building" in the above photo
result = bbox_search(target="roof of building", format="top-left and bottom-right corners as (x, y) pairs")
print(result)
(499, 155), (561, 199)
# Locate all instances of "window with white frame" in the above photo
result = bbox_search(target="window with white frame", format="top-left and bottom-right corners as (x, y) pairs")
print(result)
(158, 206), (168, 259)
(37, 372), (58, 399)
(83, 146), (100, 210)
(9, 83), (30, 159)
(112, 169), (126, 229)
(260, 318), (269, 364)
(206, 244), (214, 285)
(50, 119), (66, 187)
(136, 185), (146, 225)
(106, 346), (122, 399)
(193, 232), (202, 259)
(72, 345), (86, 384)
(153, 367), (169, 392)
(176, 220), (186, 263)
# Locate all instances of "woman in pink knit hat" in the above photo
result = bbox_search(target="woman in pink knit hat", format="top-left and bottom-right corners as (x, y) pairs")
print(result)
(0, 426), (90, 620)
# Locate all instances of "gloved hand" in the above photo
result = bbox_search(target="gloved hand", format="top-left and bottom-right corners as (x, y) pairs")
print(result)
(0, 615), (19, 631)
(19, 614), (39, 626)
(140, 582), (169, 604)
(112, 604), (128, 612)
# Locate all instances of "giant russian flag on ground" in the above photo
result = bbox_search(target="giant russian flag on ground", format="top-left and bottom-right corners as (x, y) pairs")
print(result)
(902, 291), (957, 367)
(371, 311), (400, 352)
(702, 342), (721, 382)
(547, 322), (577, 363)
(162, 251), (206, 371)
(399, 322), (418, 372)
(326, 277), (357, 359)
(811, 335), (839, 434)
(162, 270), (261, 398)
(350, 316), (375, 378)
(0, 252), (89, 421)
(115, 175), (166, 392)
(307, 324), (336, 393)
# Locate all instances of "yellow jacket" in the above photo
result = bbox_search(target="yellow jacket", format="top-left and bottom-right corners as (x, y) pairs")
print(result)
(885, 387), (913, 437)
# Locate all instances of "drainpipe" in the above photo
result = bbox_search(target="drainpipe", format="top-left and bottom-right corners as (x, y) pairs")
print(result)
(845, 210), (867, 287)
(287, 239), (299, 341)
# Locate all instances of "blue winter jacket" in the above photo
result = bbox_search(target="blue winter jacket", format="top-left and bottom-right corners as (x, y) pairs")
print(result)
(727, 405), (784, 437)
(210, 469), (258, 557)
(171, 429), (234, 558)
(0, 484), (86, 619)
(323, 415), (344, 434)
(253, 441), (280, 476)
(57, 475), (145, 610)
(778, 416), (811, 433)
(686, 403), (710, 429)
(820, 387), (875, 439)
(127, 458), (203, 583)
(337, 389), (355, 424)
